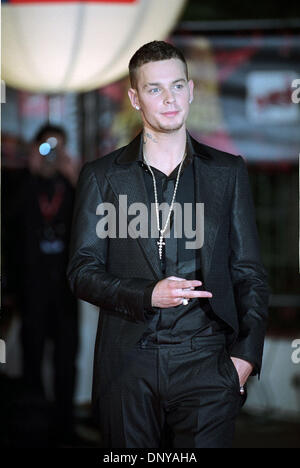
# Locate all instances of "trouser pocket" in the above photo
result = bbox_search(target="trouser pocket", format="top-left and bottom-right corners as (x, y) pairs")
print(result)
(222, 349), (241, 395)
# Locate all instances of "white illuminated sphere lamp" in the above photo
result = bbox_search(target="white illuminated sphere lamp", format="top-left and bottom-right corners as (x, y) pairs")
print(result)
(2, 0), (187, 93)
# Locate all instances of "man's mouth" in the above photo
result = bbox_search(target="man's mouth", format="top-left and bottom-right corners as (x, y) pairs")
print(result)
(161, 111), (180, 117)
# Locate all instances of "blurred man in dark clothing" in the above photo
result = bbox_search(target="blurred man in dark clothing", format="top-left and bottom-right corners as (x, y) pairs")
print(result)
(11, 124), (79, 445)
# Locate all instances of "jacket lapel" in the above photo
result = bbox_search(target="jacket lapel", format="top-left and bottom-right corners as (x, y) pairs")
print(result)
(105, 134), (163, 279)
(193, 155), (230, 281)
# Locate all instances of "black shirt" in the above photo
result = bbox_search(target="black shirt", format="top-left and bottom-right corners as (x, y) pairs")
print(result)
(137, 137), (229, 345)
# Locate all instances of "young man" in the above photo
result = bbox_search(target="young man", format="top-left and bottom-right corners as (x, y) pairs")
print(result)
(67, 41), (269, 448)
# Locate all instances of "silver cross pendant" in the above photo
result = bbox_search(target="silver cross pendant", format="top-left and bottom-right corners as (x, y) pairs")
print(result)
(157, 234), (165, 260)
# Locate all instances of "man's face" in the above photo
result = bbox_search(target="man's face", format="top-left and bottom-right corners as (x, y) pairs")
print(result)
(37, 132), (66, 176)
(42, 132), (65, 151)
(128, 58), (193, 134)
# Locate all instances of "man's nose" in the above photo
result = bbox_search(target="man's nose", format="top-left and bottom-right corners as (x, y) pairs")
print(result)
(163, 89), (175, 104)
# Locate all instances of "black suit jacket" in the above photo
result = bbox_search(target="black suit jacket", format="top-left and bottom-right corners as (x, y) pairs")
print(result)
(67, 132), (269, 408)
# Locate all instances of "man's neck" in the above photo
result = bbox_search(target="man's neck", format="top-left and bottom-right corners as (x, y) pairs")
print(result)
(142, 126), (187, 176)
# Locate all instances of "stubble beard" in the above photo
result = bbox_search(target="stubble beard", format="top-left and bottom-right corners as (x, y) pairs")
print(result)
(157, 122), (184, 133)
(155, 114), (186, 134)
(142, 108), (187, 135)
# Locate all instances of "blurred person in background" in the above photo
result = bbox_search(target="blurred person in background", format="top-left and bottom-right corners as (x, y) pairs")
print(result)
(2, 133), (29, 335)
(10, 124), (80, 446)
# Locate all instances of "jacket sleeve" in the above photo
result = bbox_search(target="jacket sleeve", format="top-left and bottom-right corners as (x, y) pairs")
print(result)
(229, 156), (270, 376)
(66, 162), (156, 323)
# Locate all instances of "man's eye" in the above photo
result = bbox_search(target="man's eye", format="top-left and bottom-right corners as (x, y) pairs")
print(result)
(174, 84), (183, 90)
(150, 88), (160, 94)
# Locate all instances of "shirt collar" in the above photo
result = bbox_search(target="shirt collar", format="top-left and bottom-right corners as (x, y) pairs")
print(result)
(138, 131), (194, 180)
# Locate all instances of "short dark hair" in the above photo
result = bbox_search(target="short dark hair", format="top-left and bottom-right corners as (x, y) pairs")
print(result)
(129, 40), (188, 89)
(34, 124), (67, 145)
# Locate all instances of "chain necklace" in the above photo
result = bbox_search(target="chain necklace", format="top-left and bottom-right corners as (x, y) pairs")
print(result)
(143, 150), (186, 260)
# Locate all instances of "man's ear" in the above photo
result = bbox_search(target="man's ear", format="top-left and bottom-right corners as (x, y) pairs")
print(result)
(128, 88), (140, 110)
(188, 79), (194, 104)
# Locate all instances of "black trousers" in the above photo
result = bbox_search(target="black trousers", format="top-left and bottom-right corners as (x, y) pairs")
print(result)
(98, 334), (245, 448)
